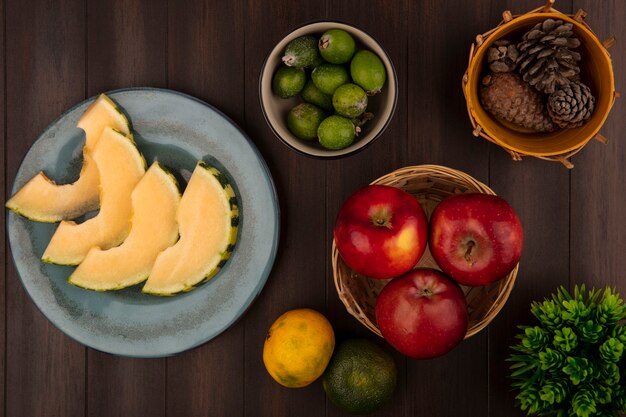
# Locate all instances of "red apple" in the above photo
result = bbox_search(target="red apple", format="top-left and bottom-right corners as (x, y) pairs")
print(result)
(334, 185), (428, 279)
(429, 193), (523, 287)
(375, 268), (468, 359)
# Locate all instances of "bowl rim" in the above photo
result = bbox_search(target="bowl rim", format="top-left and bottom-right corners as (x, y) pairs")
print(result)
(464, 11), (616, 157)
(258, 19), (399, 159)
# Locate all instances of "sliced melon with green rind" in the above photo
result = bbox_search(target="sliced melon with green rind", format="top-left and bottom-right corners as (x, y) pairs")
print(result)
(142, 161), (239, 295)
(42, 127), (146, 265)
(5, 94), (131, 222)
(68, 162), (180, 291)
(78, 94), (131, 152)
(6, 153), (100, 222)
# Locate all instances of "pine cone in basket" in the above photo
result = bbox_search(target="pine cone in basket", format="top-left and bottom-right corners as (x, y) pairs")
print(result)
(517, 19), (582, 94)
(487, 40), (519, 73)
(480, 72), (555, 132)
(547, 81), (595, 128)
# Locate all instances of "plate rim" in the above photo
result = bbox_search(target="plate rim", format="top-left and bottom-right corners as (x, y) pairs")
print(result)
(7, 87), (281, 358)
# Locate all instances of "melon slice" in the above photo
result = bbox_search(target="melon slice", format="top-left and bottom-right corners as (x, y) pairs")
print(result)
(42, 127), (146, 265)
(78, 94), (131, 152)
(5, 94), (130, 222)
(142, 162), (239, 295)
(68, 162), (180, 290)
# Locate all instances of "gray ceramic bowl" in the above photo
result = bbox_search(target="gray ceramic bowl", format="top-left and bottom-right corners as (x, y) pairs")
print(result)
(260, 21), (398, 158)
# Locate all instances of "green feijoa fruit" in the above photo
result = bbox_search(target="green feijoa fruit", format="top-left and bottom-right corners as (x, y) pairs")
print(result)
(311, 64), (350, 95)
(308, 53), (326, 69)
(350, 50), (387, 95)
(301, 80), (333, 111)
(282, 35), (320, 68)
(318, 115), (356, 150)
(287, 103), (326, 140)
(272, 66), (306, 98)
(332, 83), (368, 118)
(319, 29), (356, 64)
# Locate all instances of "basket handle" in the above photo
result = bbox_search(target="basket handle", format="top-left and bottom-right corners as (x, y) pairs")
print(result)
(555, 156), (574, 169)
(508, 150), (523, 162)
(542, 0), (556, 12)
(603, 36), (616, 49)
(594, 133), (608, 145)
(574, 9), (588, 22)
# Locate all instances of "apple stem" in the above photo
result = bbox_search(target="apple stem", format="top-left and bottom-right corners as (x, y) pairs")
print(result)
(370, 207), (393, 229)
(464, 240), (476, 266)
(372, 217), (392, 228)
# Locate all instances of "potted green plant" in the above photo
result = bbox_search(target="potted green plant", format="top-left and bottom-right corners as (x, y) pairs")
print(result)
(509, 285), (626, 417)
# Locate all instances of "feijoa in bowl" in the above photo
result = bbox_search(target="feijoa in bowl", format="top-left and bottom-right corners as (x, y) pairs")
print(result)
(259, 21), (398, 158)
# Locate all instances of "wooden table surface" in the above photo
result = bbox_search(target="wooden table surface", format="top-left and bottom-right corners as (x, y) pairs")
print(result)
(1, 0), (624, 416)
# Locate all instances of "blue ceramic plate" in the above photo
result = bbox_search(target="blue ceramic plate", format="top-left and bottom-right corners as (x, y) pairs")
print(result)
(7, 88), (279, 358)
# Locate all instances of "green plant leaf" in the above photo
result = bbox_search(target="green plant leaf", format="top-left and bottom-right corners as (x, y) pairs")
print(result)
(572, 388), (596, 417)
(599, 338), (624, 363)
(599, 363), (620, 386)
(512, 363), (538, 378)
(554, 327), (578, 353)
(596, 288), (626, 325)
(523, 326), (550, 352)
(539, 348), (565, 371)
(516, 385), (547, 415)
(563, 357), (591, 385)
(533, 299), (564, 330)
(578, 320), (605, 344)
(611, 324), (626, 344)
(595, 384), (612, 405)
(562, 299), (592, 326)
(539, 377), (569, 405)
(614, 385), (626, 410)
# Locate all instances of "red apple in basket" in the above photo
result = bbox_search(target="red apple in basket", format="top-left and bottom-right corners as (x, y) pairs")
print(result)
(375, 268), (468, 359)
(333, 185), (428, 279)
(429, 193), (523, 287)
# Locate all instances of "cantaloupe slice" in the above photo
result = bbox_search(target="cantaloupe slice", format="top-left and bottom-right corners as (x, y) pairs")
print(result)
(142, 162), (239, 295)
(78, 94), (131, 152)
(42, 127), (146, 265)
(5, 94), (130, 222)
(68, 162), (180, 290)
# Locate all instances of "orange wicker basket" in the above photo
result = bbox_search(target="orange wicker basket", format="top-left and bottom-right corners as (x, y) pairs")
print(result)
(331, 165), (519, 339)
(462, 0), (618, 168)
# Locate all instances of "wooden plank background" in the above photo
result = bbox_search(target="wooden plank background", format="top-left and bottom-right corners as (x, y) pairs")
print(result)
(2, 1), (624, 416)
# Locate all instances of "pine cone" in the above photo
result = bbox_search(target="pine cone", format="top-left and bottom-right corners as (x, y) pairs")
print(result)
(517, 19), (582, 94)
(547, 81), (595, 128)
(487, 40), (519, 73)
(480, 72), (555, 132)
